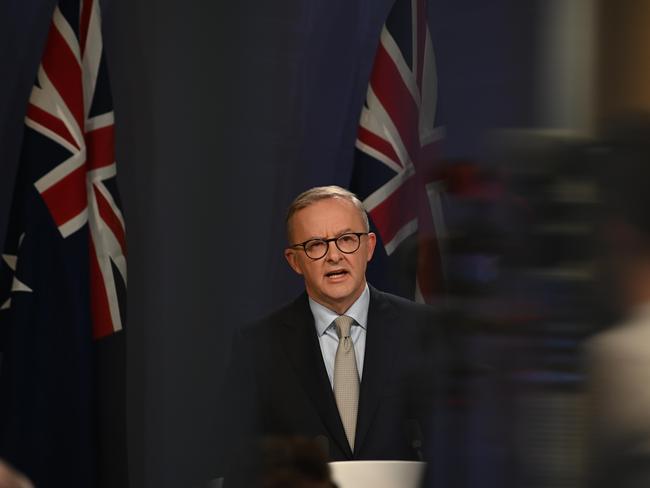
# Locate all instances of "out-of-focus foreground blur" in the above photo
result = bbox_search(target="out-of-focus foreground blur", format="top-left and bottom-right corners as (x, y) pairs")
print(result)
(437, 2), (650, 488)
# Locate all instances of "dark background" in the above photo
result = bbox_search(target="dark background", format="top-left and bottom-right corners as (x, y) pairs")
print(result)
(0, 1), (537, 486)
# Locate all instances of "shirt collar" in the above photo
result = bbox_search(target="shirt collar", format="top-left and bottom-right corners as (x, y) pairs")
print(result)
(309, 283), (370, 336)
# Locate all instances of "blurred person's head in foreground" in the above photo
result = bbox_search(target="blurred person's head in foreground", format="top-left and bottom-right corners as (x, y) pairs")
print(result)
(0, 460), (33, 488)
(253, 436), (337, 488)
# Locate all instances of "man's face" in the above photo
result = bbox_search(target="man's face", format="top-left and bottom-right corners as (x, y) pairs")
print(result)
(284, 198), (376, 314)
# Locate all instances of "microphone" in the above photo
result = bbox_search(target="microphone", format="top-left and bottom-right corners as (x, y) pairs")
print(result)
(406, 420), (424, 461)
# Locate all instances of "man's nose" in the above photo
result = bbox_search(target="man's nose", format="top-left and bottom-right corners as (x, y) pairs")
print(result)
(325, 240), (343, 261)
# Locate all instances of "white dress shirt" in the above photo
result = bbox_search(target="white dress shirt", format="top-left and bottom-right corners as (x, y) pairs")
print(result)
(309, 284), (369, 387)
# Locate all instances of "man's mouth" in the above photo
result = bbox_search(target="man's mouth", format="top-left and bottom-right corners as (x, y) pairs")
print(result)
(325, 269), (348, 279)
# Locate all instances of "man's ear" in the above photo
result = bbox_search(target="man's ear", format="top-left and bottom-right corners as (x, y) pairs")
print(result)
(284, 248), (304, 275)
(366, 232), (377, 262)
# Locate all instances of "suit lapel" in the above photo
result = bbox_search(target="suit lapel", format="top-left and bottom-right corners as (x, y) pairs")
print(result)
(354, 287), (397, 454)
(280, 294), (353, 458)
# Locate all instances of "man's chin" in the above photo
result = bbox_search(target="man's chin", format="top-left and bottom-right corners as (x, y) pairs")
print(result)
(321, 282), (354, 298)
(323, 285), (366, 309)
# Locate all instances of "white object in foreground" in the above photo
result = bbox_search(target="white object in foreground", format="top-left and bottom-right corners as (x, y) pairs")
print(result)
(329, 460), (426, 488)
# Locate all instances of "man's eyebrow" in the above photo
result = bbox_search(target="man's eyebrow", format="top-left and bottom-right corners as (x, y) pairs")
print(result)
(303, 229), (354, 241)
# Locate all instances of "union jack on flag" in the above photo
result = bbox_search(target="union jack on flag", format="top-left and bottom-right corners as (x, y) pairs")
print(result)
(0, 0), (126, 485)
(351, 0), (445, 303)
(13, 0), (126, 337)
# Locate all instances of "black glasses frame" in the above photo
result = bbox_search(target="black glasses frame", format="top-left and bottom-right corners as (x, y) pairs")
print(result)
(290, 232), (369, 260)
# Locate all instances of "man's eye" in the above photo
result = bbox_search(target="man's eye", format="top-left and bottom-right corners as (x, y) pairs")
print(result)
(305, 240), (326, 252)
(339, 234), (356, 244)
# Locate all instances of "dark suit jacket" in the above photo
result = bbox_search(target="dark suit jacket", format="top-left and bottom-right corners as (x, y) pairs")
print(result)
(219, 286), (443, 480)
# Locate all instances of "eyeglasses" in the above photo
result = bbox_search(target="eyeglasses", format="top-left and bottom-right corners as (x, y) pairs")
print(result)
(290, 232), (369, 260)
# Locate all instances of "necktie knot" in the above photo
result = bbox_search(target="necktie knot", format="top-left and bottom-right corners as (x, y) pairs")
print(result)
(334, 315), (354, 340)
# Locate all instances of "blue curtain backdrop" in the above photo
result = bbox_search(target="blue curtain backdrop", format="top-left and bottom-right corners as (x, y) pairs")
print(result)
(0, 0), (57, 249)
(0, 0), (536, 486)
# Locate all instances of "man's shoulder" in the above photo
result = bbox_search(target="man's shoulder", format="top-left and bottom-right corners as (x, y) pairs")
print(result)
(369, 286), (437, 317)
(242, 292), (310, 336)
(368, 286), (449, 340)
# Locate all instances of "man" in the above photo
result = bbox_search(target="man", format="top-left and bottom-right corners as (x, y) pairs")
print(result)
(220, 186), (442, 481)
(586, 115), (650, 488)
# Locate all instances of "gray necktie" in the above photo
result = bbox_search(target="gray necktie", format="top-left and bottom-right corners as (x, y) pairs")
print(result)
(333, 315), (360, 450)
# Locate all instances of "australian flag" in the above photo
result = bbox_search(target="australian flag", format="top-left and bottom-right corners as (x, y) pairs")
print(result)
(351, 0), (446, 304)
(0, 0), (127, 486)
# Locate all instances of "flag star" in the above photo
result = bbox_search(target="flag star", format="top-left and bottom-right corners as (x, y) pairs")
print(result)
(2, 253), (17, 271)
(11, 275), (33, 294)
(1, 234), (33, 310)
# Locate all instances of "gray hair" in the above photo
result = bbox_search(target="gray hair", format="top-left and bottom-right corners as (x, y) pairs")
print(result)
(286, 186), (370, 242)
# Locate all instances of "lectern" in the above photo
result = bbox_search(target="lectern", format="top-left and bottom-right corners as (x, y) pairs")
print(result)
(329, 460), (426, 488)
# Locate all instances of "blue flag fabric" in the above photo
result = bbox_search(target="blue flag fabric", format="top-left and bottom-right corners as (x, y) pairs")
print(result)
(351, 0), (445, 304)
(0, 0), (127, 485)
(0, 129), (95, 485)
